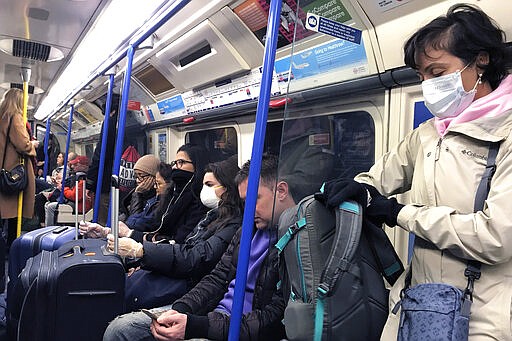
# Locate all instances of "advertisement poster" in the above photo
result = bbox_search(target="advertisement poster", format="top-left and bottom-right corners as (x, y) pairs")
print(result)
(234, 0), (315, 48)
(274, 38), (367, 83)
(158, 133), (167, 162)
(157, 94), (186, 117)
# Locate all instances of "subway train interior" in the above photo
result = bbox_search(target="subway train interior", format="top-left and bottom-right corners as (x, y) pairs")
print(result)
(0, 0), (511, 339)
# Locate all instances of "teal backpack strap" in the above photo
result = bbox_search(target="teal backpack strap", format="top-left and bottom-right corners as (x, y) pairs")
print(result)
(314, 200), (363, 341)
(276, 199), (309, 253)
(276, 217), (306, 253)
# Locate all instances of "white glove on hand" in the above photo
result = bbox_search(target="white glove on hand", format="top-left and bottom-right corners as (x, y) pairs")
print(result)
(107, 234), (143, 258)
(79, 221), (110, 239)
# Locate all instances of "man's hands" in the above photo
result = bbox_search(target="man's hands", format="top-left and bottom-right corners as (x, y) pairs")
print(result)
(150, 310), (187, 341)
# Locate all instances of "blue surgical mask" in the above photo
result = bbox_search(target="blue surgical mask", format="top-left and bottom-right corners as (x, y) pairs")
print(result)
(421, 64), (481, 119)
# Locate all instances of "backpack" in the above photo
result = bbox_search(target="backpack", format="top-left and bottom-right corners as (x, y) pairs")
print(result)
(276, 196), (404, 341)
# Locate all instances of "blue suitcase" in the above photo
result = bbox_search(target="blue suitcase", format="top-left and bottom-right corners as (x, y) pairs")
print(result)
(8, 239), (125, 341)
(8, 173), (88, 282)
(8, 225), (76, 283)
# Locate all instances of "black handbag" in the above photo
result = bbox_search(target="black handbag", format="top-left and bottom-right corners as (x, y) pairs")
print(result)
(0, 115), (28, 194)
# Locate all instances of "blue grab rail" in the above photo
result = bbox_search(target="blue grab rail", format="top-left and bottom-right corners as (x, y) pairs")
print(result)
(227, 0), (282, 340)
(93, 74), (115, 224)
(59, 104), (74, 204)
(108, 45), (135, 226)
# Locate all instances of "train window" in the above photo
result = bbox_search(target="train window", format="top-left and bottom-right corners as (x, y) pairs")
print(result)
(185, 127), (238, 163)
(35, 125), (47, 142)
(85, 144), (94, 160)
(278, 111), (374, 203)
(264, 121), (284, 156)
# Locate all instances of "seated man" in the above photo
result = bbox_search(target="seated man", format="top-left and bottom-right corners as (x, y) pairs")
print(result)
(103, 154), (294, 341)
(45, 155), (90, 226)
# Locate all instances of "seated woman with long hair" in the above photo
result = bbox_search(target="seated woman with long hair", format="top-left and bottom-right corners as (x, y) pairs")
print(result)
(107, 157), (243, 312)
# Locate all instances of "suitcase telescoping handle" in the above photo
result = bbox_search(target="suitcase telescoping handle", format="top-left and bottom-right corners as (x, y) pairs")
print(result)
(75, 172), (87, 240)
(111, 175), (120, 254)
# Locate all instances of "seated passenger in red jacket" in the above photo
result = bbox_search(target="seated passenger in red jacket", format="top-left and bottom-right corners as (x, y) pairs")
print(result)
(44, 155), (91, 226)
(64, 155), (93, 214)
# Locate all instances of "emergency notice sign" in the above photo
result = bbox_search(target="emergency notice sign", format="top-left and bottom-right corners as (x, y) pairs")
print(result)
(305, 12), (362, 44)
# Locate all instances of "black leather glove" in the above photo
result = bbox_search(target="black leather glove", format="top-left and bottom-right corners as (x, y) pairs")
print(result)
(366, 196), (404, 227)
(315, 178), (368, 209)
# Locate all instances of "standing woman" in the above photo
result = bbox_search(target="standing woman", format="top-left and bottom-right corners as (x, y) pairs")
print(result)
(0, 88), (37, 239)
(321, 4), (512, 339)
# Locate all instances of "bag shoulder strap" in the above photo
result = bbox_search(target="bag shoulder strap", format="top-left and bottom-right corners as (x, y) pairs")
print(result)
(473, 141), (500, 212)
(463, 141), (500, 305)
(1, 115), (13, 169)
(314, 200), (362, 341)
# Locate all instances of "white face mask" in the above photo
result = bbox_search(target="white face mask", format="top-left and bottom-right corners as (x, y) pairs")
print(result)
(200, 185), (221, 209)
(421, 65), (481, 119)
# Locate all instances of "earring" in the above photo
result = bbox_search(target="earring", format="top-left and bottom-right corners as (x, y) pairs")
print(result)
(478, 73), (483, 84)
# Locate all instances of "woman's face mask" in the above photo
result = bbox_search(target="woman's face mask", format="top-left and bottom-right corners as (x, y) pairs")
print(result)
(200, 185), (221, 209)
(421, 64), (481, 119)
(171, 168), (194, 186)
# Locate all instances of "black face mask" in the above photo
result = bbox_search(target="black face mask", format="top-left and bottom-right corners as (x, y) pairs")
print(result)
(171, 169), (194, 186)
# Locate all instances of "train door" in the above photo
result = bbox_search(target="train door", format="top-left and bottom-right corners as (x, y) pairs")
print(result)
(387, 84), (434, 263)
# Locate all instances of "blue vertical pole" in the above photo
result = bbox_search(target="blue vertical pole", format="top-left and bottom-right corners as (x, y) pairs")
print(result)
(108, 45), (134, 225)
(93, 74), (115, 223)
(227, 0), (282, 340)
(42, 118), (51, 178)
(59, 105), (74, 204)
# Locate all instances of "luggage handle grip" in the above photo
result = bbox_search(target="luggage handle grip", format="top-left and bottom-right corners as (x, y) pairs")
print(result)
(72, 245), (82, 255)
(52, 226), (68, 234)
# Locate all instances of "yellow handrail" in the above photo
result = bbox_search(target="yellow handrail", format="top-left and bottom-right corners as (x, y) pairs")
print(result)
(17, 81), (29, 237)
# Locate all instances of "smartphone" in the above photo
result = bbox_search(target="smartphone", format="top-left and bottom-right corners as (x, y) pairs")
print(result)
(141, 309), (162, 321)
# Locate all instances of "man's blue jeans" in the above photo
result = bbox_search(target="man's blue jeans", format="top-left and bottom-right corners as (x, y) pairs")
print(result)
(103, 304), (173, 341)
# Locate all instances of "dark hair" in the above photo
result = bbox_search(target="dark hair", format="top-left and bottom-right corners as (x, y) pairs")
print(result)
(154, 162), (173, 221)
(158, 162), (173, 182)
(205, 158), (243, 227)
(177, 143), (209, 198)
(404, 4), (511, 89)
(235, 153), (278, 190)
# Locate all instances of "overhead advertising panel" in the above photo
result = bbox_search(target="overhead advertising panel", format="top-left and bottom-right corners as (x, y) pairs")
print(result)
(234, 0), (315, 48)
(157, 95), (186, 117)
(374, 0), (413, 13)
(301, 0), (352, 22)
(274, 38), (368, 92)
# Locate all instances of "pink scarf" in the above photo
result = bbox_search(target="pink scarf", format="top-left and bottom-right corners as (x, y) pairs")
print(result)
(435, 75), (512, 136)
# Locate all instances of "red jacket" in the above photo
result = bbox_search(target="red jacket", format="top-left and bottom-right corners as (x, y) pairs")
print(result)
(63, 179), (92, 213)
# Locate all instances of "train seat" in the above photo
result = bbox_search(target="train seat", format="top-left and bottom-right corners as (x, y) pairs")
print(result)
(56, 204), (94, 224)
